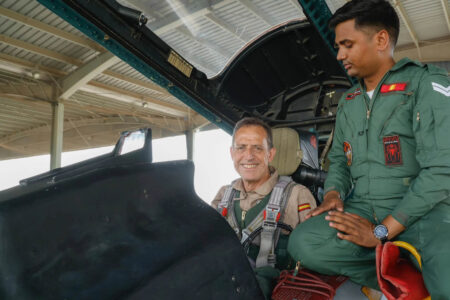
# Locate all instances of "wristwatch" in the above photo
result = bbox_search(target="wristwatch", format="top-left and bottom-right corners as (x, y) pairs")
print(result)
(373, 224), (389, 243)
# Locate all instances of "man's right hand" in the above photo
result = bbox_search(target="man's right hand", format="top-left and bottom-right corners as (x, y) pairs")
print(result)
(305, 190), (344, 220)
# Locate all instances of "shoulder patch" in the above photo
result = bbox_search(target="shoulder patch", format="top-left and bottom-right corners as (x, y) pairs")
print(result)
(380, 83), (407, 93)
(345, 88), (361, 100)
(298, 203), (311, 212)
(432, 82), (450, 97)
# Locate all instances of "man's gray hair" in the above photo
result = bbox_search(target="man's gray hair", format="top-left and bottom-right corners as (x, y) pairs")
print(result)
(232, 117), (273, 149)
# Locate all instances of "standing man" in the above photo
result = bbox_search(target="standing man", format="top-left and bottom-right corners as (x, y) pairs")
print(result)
(287, 0), (450, 299)
(212, 117), (316, 299)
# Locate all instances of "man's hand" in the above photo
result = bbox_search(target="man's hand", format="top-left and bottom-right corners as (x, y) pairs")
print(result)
(305, 190), (344, 220)
(326, 211), (380, 248)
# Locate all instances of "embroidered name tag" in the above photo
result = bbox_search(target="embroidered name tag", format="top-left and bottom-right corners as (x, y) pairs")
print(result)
(383, 135), (403, 165)
(298, 204), (311, 212)
(380, 83), (407, 93)
(345, 88), (361, 100)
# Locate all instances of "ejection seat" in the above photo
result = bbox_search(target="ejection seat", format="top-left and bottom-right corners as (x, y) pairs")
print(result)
(270, 127), (304, 178)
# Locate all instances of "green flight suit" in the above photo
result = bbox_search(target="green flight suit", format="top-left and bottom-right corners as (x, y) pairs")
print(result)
(287, 58), (450, 299)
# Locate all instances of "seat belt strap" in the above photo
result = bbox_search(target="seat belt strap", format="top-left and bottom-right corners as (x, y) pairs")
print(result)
(217, 181), (240, 235)
(256, 176), (293, 268)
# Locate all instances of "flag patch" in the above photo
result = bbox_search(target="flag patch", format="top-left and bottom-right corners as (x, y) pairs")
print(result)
(380, 83), (407, 93)
(432, 82), (450, 97)
(298, 204), (311, 212)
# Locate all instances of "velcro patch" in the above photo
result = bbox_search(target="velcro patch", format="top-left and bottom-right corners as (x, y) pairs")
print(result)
(383, 135), (402, 165)
(298, 204), (311, 212)
(380, 83), (407, 93)
(345, 88), (361, 100)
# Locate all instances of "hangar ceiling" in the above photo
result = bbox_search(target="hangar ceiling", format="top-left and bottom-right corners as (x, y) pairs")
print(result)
(0, 0), (449, 162)
(0, 0), (208, 163)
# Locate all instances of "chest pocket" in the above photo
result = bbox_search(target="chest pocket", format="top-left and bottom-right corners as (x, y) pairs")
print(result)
(378, 91), (415, 138)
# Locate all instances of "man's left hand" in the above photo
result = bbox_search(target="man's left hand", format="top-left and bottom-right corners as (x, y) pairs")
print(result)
(325, 211), (380, 248)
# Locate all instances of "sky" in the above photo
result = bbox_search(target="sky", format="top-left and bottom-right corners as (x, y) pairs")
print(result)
(0, 129), (238, 204)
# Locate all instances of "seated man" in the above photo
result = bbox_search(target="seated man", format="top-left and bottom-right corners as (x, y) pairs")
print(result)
(212, 117), (316, 299)
(288, 0), (450, 299)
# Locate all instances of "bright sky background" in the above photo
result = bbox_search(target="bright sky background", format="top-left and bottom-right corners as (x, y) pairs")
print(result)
(0, 129), (238, 204)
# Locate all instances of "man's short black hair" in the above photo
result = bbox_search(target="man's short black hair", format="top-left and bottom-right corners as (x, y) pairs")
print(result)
(232, 117), (273, 149)
(329, 0), (400, 47)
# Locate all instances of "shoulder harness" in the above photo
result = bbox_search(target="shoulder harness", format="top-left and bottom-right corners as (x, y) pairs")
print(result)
(217, 176), (296, 268)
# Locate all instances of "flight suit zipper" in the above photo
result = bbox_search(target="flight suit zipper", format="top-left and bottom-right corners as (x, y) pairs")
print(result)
(360, 72), (392, 215)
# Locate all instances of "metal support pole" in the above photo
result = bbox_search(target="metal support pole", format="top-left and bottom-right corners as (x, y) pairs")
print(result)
(185, 129), (195, 161)
(50, 101), (64, 169)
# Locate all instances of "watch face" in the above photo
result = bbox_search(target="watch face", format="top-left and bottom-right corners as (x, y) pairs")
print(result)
(374, 225), (388, 239)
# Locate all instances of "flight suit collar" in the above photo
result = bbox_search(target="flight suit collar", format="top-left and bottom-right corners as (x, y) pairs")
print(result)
(232, 166), (278, 199)
(357, 58), (423, 93)
(390, 57), (423, 72)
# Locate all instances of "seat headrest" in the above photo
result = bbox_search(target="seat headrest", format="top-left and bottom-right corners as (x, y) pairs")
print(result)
(270, 128), (303, 176)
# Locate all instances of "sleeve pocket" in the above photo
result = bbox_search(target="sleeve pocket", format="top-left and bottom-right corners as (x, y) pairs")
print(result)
(432, 106), (450, 149)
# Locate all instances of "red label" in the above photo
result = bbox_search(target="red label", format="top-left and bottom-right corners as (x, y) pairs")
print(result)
(263, 210), (281, 222)
(221, 208), (228, 217)
(383, 135), (403, 165)
(380, 83), (407, 93)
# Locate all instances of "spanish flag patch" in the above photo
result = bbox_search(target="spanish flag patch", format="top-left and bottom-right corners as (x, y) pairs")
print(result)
(298, 203), (311, 212)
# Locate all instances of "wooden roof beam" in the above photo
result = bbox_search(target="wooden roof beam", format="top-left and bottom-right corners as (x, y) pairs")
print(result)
(59, 52), (120, 100)
(0, 6), (104, 52)
(0, 33), (84, 65)
(393, 0), (422, 59)
(441, 0), (450, 34)
(0, 53), (186, 116)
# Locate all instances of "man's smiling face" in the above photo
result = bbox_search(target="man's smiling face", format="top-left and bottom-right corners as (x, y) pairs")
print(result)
(230, 125), (276, 190)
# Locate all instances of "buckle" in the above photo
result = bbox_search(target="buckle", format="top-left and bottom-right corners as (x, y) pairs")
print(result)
(240, 229), (251, 244)
(264, 204), (280, 223)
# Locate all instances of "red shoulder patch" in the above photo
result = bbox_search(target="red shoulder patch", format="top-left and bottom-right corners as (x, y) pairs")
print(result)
(380, 83), (407, 93)
(345, 88), (361, 100)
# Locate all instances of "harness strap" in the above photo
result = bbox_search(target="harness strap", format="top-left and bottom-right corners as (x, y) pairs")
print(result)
(256, 176), (294, 268)
(217, 180), (240, 235)
(218, 176), (295, 268)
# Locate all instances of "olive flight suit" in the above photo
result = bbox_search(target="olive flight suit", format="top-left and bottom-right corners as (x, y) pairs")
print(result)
(212, 167), (316, 299)
(287, 58), (450, 300)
